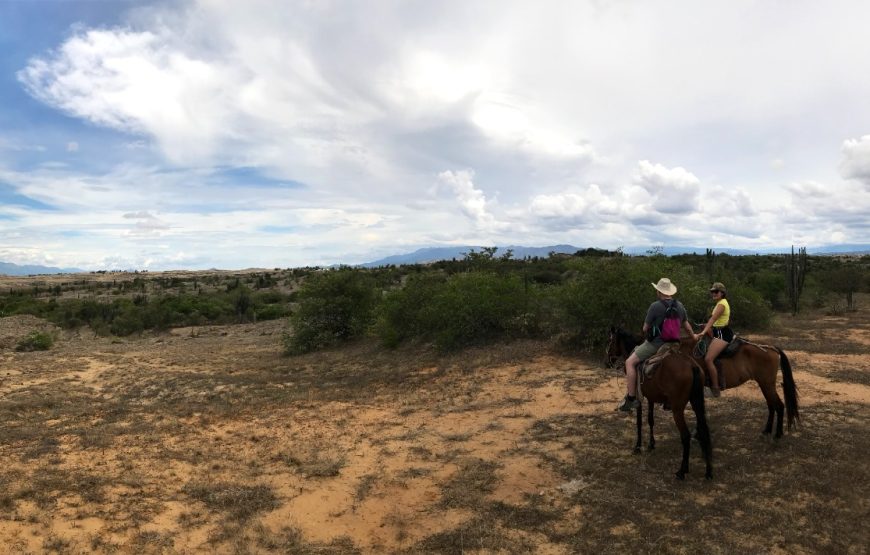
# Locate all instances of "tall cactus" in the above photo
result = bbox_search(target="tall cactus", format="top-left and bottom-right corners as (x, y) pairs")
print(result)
(785, 246), (807, 315)
(705, 248), (716, 283)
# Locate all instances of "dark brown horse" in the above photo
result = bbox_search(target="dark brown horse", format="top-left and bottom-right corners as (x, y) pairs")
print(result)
(607, 327), (800, 438)
(606, 328), (713, 480)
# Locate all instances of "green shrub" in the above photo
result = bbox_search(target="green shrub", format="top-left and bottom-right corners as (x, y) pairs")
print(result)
(375, 271), (538, 351)
(723, 285), (772, 331)
(750, 270), (787, 310)
(556, 257), (710, 347)
(109, 303), (146, 336)
(374, 273), (447, 348)
(285, 269), (379, 354)
(16, 331), (54, 351)
(430, 272), (536, 351)
(254, 304), (290, 321)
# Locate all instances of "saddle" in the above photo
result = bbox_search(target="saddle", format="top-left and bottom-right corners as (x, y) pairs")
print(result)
(641, 343), (682, 378)
(704, 337), (747, 390)
(718, 336), (745, 358)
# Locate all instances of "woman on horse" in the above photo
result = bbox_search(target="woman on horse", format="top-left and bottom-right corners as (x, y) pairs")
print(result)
(692, 282), (733, 398)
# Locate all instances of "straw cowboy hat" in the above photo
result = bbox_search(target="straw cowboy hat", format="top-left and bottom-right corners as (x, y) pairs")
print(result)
(709, 282), (727, 294)
(652, 277), (677, 296)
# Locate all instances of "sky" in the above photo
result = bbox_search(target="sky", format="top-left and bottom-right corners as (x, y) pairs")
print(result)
(1, 0), (869, 271)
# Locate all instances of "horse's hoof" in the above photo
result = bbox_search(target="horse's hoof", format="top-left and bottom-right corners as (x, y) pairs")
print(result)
(761, 430), (771, 436)
(705, 472), (713, 480)
(633, 447), (642, 454)
(675, 471), (686, 480)
(647, 444), (655, 452)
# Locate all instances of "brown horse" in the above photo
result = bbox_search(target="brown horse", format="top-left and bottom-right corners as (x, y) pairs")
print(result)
(606, 328), (713, 480)
(685, 335), (800, 437)
(607, 327), (800, 438)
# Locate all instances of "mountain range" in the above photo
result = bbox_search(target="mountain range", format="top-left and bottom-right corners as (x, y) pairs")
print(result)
(0, 261), (84, 276)
(359, 243), (870, 267)
(2, 243), (867, 274)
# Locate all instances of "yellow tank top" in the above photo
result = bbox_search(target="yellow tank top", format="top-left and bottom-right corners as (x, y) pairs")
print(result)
(713, 299), (730, 327)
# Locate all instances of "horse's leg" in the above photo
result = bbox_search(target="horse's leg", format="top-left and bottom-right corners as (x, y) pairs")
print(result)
(672, 405), (691, 480)
(634, 397), (643, 453)
(688, 368), (713, 480)
(647, 400), (656, 451)
(634, 373), (643, 453)
(758, 379), (785, 438)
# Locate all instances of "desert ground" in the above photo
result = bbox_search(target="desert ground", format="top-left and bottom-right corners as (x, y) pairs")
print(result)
(1, 294), (868, 553)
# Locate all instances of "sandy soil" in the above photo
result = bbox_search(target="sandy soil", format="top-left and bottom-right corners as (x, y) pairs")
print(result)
(0, 303), (868, 553)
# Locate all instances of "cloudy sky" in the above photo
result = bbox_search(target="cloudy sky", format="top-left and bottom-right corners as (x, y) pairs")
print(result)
(1, 0), (869, 270)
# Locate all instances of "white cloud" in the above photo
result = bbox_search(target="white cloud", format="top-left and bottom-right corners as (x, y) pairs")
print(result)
(5, 1), (870, 268)
(0, 138), (46, 152)
(19, 29), (237, 164)
(783, 181), (870, 228)
(784, 181), (831, 198)
(530, 192), (589, 219)
(634, 160), (701, 214)
(437, 169), (507, 231)
(840, 135), (870, 186)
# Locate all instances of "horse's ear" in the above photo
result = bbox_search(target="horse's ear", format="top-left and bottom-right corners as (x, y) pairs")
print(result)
(609, 326), (616, 333)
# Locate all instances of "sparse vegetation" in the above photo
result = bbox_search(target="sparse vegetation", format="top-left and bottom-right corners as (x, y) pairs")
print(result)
(2, 252), (868, 349)
(0, 261), (868, 553)
(182, 482), (280, 522)
(15, 330), (54, 351)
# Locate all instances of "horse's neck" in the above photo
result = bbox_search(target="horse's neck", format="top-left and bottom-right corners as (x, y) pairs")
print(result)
(678, 337), (697, 356)
(621, 332), (640, 352)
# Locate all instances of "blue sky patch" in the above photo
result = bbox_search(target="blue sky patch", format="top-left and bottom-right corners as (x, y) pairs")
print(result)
(0, 182), (56, 210)
(209, 166), (307, 189)
(260, 225), (299, 234)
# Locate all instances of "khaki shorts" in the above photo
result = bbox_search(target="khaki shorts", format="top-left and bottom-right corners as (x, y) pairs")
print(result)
(632, 340), (660, 362)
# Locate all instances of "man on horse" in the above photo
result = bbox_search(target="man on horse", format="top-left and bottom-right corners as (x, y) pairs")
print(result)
(617, 277), (694, 411)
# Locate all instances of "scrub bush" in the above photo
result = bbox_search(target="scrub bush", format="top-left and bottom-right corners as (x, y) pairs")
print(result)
(556, 257), (711, 347)
(375, 271), (539, 351)
(16, 331), (54, 351)
(285, 269), (379, 354)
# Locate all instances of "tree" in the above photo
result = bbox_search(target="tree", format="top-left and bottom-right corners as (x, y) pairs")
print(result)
(705, 248), (716, 283)
(785, 246), (808, 315)
(235, 286), (251, 321)
(462, 247), (499, 271)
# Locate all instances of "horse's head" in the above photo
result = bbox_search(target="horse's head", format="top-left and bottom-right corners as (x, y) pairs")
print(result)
(605, 326), (643, 369)
(605, 326), (623, 369)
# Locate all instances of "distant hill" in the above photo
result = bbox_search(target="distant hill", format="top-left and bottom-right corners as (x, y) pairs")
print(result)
(359, 245), (586, 267)
(0, 261), (83, 276)
(360, 244), (870, 267)
(805, 244), (870, 255)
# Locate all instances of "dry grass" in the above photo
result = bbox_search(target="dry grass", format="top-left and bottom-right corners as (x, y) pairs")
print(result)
(0, 295), (867, 553)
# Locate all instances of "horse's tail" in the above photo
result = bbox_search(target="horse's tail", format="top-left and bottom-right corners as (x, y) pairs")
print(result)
(776, 347), (800, 430)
